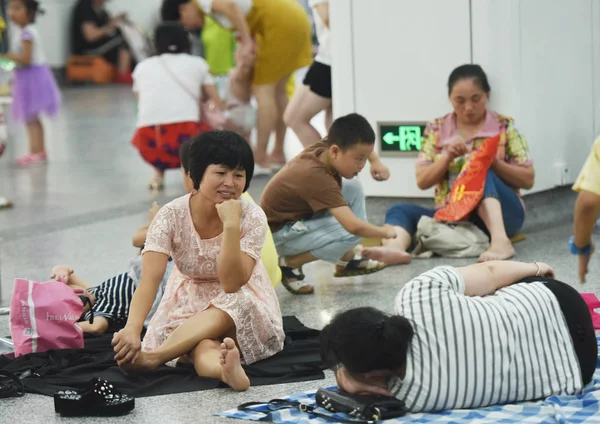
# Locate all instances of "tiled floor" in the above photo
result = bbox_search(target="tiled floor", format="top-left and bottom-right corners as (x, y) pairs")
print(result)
(0, 86), (597, 423)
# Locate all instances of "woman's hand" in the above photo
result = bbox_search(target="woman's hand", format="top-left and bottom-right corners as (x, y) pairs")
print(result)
(112, 326), (142, 365)
(236, 40), (256, 68)
(216, 199), (242, 226)
(50, 265), (74, 283)
(446, 139), (468, 159)
(335, 367), (393, 396)
(534, 262), (555, 279)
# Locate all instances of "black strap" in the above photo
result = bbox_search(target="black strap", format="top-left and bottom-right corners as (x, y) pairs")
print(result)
(0, 370), (25, 398)
(237, 398), (376, 424)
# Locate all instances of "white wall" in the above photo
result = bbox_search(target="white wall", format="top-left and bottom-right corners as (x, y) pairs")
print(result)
(30, 0), (160, 68)
(332, 0), (600, 198)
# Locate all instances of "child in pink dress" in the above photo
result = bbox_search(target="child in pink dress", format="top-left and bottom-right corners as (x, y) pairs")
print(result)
(111, 130), (284, 391)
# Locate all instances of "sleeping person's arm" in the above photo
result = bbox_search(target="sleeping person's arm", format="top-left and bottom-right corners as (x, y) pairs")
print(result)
(457, 261), (554, 297)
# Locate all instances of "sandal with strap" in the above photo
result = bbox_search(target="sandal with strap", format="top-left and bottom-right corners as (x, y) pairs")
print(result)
(0, 370), (25, 399)
(334, 257), (386, 278)
(148, 177), (164, 191)
(280, 264), (313, 295)
(54, 377), (135, 417)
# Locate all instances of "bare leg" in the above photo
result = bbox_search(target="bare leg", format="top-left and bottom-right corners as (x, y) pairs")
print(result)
(117, 48), (132, 75)
(284, 251), (318, 269)
(149, 168), (164, 190)
(120, 307), (234, 371)
(573, 190), (600, 282)
(191, 338), (250, 391)
(477, 197), (515, 262)
(26, 118), (45, 154)
(324, 105), (333, 131)
(361, 226), (412, 265)
(271, 76), (291, 166)
(283, 84), (331, 148)
(252, 82), (278, 167)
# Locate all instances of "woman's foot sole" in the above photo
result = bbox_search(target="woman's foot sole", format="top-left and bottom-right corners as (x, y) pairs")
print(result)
(220, 338), (250, 391)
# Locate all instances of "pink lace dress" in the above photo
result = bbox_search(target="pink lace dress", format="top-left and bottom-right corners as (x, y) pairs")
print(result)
(141, 193), (285, 366)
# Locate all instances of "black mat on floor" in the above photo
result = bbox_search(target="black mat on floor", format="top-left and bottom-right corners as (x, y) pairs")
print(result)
(0, 316), (324, 398)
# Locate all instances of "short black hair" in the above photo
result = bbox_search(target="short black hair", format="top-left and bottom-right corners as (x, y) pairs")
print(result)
(154, 22), (190, 54)
(320, 307), (414, 374)
(161, 0), (188, 21)
(179, 137), (193, 173)
(325, 113), (375, 150)
(448, 64), (491, 96)
(188, 131), (255, 192)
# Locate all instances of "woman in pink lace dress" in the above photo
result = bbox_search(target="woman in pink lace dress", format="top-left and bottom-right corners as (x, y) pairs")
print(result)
(112, 131), (285, 391)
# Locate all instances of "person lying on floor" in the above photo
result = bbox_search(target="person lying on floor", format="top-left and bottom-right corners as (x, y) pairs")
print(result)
(50, 202), (174, 334)
(321, 261), (597, 413)
(362, 64), (534, 266)
(111, 131), (285, 392)
(570, 135), (600, 283)
(260, 113), (395, 295)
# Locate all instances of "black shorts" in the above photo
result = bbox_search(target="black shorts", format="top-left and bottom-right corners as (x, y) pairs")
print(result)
(521, 276), (598, 385)
(302, 61), (332, 99)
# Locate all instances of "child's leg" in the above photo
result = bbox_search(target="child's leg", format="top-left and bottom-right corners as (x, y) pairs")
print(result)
(27, 118), (45, 154)
(149, 168), (165, 190)
(573, 190), (600, 282)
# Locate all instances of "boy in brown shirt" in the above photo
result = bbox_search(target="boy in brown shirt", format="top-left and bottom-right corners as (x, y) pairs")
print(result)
(261, 113), (397, 294)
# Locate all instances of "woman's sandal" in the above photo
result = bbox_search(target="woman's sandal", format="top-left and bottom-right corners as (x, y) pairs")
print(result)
(334, 257), (386, 278)
(280, 265), (314, 295)
(54, 377), (135, 417)
(0, 370), (25, 399)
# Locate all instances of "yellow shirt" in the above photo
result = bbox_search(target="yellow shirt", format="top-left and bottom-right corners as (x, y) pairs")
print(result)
(241, 192), (281, 288)
(573, 136), (600, 196)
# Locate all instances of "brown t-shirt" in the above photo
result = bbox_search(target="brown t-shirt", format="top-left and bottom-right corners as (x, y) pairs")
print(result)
(260, 143), (347, 232)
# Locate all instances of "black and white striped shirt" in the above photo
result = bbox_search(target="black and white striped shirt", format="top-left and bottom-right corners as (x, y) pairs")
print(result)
(83, 272), (136, 327)
(390, 266), (582, 413)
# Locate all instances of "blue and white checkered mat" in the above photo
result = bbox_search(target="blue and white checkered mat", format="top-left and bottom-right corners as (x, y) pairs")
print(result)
(215, 338), (600, 423)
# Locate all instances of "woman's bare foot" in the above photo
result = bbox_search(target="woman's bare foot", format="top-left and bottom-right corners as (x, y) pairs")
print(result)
(478, 239), (515, 262)
(578, 245), (595, 283)
(361, 246), (412, 266)
(119, 351), (161, 374)
(220, 338), (250, 391)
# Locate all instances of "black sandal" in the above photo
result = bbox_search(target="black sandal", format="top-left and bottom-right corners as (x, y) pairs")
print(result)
(334, 257), (386, 278)
(0, 370), (25, 399)
(280, 265), (314, 295)
(54, 378), (135, 417)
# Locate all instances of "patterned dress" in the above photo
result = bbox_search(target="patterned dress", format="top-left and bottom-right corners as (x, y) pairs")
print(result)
(141, 193), (285, 366)
(417, 111), (533, 208)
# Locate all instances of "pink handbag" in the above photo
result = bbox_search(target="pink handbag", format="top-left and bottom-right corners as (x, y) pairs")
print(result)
(9, 278), (85, 357)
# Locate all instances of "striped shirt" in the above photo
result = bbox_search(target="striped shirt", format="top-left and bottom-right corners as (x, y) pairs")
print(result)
(390, 266), (582, 413)
(83, 272), (136, 328)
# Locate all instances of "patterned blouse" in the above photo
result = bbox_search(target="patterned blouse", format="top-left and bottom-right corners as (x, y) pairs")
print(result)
(417, 111), (532, 208)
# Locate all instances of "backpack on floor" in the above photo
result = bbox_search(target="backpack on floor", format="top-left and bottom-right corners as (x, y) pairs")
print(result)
(413, 216), (489, 258)
(9, 279), (85, 357)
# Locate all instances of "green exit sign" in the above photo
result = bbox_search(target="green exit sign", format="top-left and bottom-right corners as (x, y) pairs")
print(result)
(378, 122), (426, 156)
